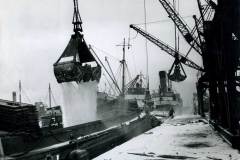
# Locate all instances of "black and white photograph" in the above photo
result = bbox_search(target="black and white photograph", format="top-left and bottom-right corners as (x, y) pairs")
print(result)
(0, 0), (239, 159)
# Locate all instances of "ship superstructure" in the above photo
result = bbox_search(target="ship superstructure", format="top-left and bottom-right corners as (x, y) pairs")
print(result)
(152, 71), (183, 111)
(125, 74), (146, 111)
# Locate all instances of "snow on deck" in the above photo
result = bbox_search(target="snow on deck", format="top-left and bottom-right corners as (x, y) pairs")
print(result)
(94, 114), (240, 160)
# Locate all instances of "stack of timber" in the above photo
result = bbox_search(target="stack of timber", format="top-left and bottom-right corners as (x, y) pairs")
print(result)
(0, 99), (40, 133)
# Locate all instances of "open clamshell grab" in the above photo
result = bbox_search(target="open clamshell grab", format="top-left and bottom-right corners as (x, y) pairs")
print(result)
(53, 0), (101, 83)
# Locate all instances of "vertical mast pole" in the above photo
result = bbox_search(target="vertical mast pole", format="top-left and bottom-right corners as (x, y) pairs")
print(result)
(19, 80), (22, 106)
(122, 38), (126, 97)
(177, 0), (180, 52)
(49, 83), (52, 108)
(173, 0), (178, 52)
(144, 0), (149, 90)
(116, 38), (131, 97)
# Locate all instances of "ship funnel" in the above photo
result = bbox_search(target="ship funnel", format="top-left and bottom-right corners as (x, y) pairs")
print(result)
(159, 71), (168, 93)
(12, 91), (17, 103)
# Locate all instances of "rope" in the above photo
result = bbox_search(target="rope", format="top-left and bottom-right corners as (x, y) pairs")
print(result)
(91, 45), (120, 61)
(116, 64), (122, 90)
(125, 63), (133, 83)
(130, 52), (138, 75)
(127, 29), (138, 75)
(21, 88), (33, 104)
(51, 92), (58, 107)
(132, 16), (192, 26)
(43, 90), (49, 105)
(103, 73), (118, 96)
(128, 28), (138, 41)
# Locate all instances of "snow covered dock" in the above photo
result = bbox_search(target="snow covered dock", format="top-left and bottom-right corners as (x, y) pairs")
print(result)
(94, 115), (240, 160)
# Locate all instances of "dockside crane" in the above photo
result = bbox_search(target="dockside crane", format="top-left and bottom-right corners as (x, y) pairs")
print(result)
(192, 0), (216, 50)
(157, 0), (202, 55)
(193, 0), (216, 34)
(129, 24), (204, 82)
(126, 75), (140, 89)
(157, 0), (217, 59)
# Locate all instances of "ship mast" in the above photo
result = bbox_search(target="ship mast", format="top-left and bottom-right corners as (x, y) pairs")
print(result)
(48, 83), (52, 108)
(122, 38), (126, 97)
(143, 0), (152, 106)
(117, 38), (131, 97)
(144, 0), (149, 90)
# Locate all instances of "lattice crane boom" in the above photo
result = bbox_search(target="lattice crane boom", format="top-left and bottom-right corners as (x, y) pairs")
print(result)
(157, 0), (202, 55)
(130, 24), (204, 72)
(186, 0), (216, 55)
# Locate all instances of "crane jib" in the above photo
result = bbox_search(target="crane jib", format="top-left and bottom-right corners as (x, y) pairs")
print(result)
(129, 24), (204, 72)
(157, 0), (202, 55)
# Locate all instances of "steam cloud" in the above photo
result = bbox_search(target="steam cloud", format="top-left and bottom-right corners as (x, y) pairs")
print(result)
(60, 81), (98, 127)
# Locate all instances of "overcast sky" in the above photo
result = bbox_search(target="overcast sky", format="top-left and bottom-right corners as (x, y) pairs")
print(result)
(0, 0), (202, 106)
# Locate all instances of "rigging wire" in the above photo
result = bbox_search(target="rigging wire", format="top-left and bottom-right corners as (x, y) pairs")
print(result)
(105, 57), (119, 87)
(50, 91), (58, 107)
(132, 15), (192, 26)
(103, 73), (118, 96)
(125, 63), (133, 83)
(21, 89), (33, 104)
(177, 0), (180, 52)
(91, 45), (120, 61)
(116, 64), (122, 92)
(131, 53), (138, 76)
(43, 90), (49, 105)
(90, 46), (121, 93)
(128, 29), (138, 76)
(144, 0), (149, 89)
(128, 28), (139, 41)
(18, 82), (33, 104)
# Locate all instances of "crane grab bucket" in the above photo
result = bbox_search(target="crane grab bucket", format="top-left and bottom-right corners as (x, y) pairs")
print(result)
(53, 33), (101, 83)
(168, 62), (187, 82)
